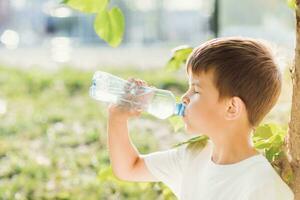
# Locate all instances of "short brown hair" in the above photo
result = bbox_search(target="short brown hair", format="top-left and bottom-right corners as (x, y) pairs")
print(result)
(186, 37), (282, 128)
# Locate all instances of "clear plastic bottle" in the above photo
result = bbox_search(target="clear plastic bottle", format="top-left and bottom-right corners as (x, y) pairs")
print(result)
(89, 71), (186, 119)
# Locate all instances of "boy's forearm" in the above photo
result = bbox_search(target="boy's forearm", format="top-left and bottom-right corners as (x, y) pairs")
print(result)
(107, 116), (140, 178)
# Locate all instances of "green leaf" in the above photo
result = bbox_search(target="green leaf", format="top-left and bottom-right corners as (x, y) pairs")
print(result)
(287, 0), (297, 9)
(94, 8), (125, 47)
(173, 46), (193, 60)
(254, 140), (271, 149)
(282, 167), (294, 185)
(265, 146), (281, 162)
(269, 134), (283, 147)
(253, 123), (285, 151)
(165, 58), (182, 72)
(253, 124), (273, 139)
(273, 150), (284, 161)
(60, 0), (70, 4)
(165, 46), (193, 72)
(265, 148), (273, 162)
(172, 135), (209, 148)
(64, 0), (108, 13)
(186, 139), (208, 153)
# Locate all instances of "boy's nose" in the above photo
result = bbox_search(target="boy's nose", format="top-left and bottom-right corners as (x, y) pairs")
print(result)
(181, 95), (190, 105)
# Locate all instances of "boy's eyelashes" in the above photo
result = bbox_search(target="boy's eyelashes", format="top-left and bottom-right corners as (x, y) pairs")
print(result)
(187, 88), (200, 94)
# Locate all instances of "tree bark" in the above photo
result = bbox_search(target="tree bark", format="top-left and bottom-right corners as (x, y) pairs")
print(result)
(287, 1), (300, 199)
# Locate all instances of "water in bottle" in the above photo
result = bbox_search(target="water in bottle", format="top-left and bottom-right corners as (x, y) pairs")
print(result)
(89, 71), (185, 119)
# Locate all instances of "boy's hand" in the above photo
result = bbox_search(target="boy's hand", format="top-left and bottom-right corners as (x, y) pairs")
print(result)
(108, 78), (150, 120)
(108, 103), (142, 120)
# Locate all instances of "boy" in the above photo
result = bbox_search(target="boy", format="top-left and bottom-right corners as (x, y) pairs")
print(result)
(107, 37), (294, 199)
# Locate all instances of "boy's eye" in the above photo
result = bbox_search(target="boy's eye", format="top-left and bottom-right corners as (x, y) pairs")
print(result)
(188, 87), (200, 95)
(191, 89), (200, 94)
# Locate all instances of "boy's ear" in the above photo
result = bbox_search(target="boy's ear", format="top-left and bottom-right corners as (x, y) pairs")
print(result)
(224, 96), (244, 121)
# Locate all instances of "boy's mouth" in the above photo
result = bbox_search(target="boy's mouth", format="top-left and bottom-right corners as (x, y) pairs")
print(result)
(182, 115), (187, 122)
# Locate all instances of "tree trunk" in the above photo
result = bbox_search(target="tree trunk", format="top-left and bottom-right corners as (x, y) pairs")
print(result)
(287, 1), (300, 199)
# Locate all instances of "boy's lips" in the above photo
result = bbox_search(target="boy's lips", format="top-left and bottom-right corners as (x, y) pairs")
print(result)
(182, 115), (187, 122)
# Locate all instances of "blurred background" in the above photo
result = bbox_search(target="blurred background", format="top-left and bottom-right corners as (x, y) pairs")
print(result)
(0, 0), (295, 69)
(0, 0), (296, 199)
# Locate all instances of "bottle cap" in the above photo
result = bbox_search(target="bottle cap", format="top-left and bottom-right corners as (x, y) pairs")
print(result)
(175, 103), (186, 116)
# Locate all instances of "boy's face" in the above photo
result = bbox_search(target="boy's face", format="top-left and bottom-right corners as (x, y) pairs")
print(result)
(181, 69), (228, 135)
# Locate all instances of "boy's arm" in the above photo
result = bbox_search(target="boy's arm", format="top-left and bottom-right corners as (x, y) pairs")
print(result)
(107, 115), (157, 182)
(106, 78), (158, 182)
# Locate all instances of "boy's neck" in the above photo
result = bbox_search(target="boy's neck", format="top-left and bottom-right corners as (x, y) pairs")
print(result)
(210, 130), (259, 165)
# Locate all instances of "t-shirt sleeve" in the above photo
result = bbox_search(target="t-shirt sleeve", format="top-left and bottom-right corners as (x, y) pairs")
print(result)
(247, 180), (294, 200)
(140, 144), (187, 195)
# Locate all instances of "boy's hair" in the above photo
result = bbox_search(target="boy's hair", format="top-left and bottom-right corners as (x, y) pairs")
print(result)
(186, 37), (282, 128)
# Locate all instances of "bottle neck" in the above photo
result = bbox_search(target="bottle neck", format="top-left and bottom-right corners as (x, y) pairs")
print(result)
(174, 103), (186, 116)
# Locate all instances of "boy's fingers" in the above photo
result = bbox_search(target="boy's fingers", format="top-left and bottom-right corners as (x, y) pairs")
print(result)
(134, 79), (141, 86)
(140, 80), (147, 86)
(132, 79), (146, 86)
(127, 77), (148, 87)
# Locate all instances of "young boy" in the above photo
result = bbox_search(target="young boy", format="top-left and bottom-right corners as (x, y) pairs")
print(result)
(107, 37), (294, 199)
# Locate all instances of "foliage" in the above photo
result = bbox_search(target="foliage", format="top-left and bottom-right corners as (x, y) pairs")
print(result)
(62, 0), (108, 13)
(287, 0), (297, 9)
(252, 123), (294, 184)
(165, 46), (194, 72)
(253, 123), (286, 161)
(94, 7), (125, 47)
(63, 0), (125, 47)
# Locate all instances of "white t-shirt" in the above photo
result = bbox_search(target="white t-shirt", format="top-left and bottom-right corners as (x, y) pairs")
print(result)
(141, 140), (294, 200)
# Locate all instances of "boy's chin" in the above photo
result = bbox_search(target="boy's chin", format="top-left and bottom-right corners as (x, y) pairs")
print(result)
(185, 125), (201, 135)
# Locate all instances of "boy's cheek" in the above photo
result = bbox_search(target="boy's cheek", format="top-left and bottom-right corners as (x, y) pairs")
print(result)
(183, 104), (195, 121)
(182, 107), (191, 125)
(183, 107), (194, 125)
(184, 102), (196, 118)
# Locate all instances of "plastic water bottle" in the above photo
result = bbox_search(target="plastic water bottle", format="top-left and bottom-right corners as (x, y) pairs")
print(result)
(89, 71), (185, 119)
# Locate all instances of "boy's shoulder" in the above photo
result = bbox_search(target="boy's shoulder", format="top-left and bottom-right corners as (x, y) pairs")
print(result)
(239, 153), (292, 194)
(245, 160), (294, 199)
